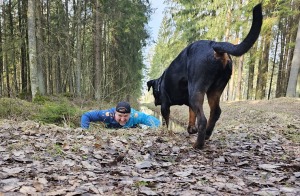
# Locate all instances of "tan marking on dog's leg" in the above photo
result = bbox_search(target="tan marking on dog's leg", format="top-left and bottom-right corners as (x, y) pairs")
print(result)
(206, 91), (222, 139)
(187, 107), (197, 134)
(193, 92), (207, 149)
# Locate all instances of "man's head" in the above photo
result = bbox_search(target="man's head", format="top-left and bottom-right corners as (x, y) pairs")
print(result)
(115, 101), (131, 125)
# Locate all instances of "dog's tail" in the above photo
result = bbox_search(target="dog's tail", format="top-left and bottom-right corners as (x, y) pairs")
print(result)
(212, 3), (262, 56)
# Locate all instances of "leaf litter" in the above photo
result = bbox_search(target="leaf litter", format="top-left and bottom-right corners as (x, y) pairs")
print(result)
(0, 97), (299, 195)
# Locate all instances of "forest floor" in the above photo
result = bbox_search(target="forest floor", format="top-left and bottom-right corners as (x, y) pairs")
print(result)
(0, 97), (299, 195)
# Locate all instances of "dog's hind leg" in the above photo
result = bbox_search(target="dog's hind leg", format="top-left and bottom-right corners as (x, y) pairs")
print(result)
(187, 107), (197, 134)
(190, 92), (207, 149)
(205, 60), (232, 139)
(205, 90), (222, 140)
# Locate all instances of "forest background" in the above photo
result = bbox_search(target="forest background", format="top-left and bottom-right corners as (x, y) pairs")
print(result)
(0, 0), (299, 106)
(0, 1), (299, 194)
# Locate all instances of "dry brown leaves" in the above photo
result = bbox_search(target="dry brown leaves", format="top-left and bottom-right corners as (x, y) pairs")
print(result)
(0, 98), (300, 195)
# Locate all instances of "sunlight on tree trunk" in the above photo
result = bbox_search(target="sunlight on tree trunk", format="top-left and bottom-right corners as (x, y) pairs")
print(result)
(36, 0), (46, 95)
(286, 20), (300, 97)
(75, 0), (83, 97)
(94, 0), (102, 100)
(27, 0), (38, 100)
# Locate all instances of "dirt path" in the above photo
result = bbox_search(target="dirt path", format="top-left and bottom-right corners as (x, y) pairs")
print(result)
(0, 97), (299, 195)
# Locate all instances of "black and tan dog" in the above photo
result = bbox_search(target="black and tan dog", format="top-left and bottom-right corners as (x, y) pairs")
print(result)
(147, 4), (263, 149)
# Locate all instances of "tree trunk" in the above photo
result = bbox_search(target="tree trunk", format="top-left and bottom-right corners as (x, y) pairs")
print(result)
(276, 14), (294, 97)
(27, 0), (38, 100)
(18, 0), (29, 95)
(297, 73), (300, 97)
(64, 0), (73, 94)
(75, 0), (82, 97)
(276, 19), (285, 97)
(0, 3), (3, 96)
(227, 58), (235, 101)
(36, 0), (46, 95)
(9, 0), (18, 96)
(247, 44), (257, 100)
(286, 20), (300, 97)
(283, 35), (295, 96)
(46, 0), (53, 94)
(2, 1), (11, 97)
(268, 32), (279, 99)
(222, 2), (233, 101)
(237, 55), (244, 100)
(256, 36), (270, 99)
(94, 0), (102, 100)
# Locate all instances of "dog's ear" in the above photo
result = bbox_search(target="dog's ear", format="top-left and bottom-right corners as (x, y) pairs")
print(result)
(147, 80), (154, 91)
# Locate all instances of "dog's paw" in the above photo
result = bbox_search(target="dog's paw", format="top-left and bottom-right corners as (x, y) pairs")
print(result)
(205, 135), (211, 140)
(187, 126), (198, 134)
(193, 142), (204, 149)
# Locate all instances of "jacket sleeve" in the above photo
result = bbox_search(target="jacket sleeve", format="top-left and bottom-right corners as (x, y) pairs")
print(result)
(81, 109), (113, 129)
(132, 110), (161, 128)
(145, 114), (161, 128)
(81, 112), (91, 129)
(81, 111), (97, 129)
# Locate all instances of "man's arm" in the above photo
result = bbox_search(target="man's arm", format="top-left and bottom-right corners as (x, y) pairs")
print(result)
(145, 114), (161, 127)
(81, 109), (113, 129)
(131, 109), (161, 128)
(81, 112), (91, 129)
(81, 112), (92, 129)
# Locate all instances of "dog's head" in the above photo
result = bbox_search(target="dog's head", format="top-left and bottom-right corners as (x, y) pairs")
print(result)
(147, 79), (162, 106)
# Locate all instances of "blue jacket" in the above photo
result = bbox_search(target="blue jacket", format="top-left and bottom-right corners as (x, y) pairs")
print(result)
(81, 108), (160, 129)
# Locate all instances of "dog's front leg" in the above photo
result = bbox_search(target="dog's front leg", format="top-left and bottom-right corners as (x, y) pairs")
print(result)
(161, 104), (170, 128)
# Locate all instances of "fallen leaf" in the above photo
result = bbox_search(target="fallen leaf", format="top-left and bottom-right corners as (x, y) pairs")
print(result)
(139, 186), (157, 196)
(135, 161), (152, 169)
(173, 169), (193, 177)
(2, 167), (24, 175)
(20, 186), (37, 195)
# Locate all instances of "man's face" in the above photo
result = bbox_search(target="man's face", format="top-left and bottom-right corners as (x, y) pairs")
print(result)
(114, 111), (130, 126)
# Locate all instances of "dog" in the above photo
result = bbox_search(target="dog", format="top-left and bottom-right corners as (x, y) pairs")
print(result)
(147, 4), (263, 149)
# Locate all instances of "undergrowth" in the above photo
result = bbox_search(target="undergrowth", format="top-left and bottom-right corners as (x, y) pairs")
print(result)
(0, 98), (36, 120)
(0, 96), (129, 128)
(0, 96), (93, 127)
(34, 101), (79, 127)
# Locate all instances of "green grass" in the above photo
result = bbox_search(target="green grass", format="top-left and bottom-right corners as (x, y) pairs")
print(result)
(0, 96), (84, 127)
(0, 98), (37, 120)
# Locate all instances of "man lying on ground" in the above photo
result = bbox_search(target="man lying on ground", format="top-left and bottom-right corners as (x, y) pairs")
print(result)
(81, 101), (160, 129)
